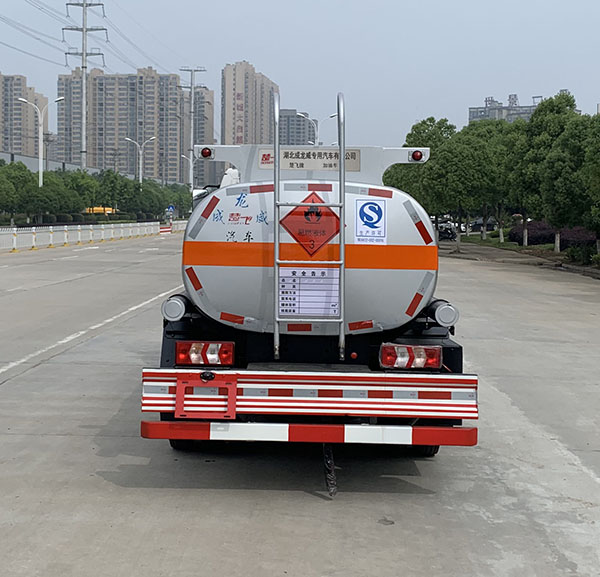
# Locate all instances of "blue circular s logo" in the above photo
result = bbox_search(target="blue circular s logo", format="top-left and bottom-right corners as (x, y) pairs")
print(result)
(359, 202), (383, 229)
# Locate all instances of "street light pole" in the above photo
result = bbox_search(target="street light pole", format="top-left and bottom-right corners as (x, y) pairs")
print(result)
(125, 136), (156, 190)
(181, 154), (195, 192)
(18, 97), (64, 187)
(296, 112), (337, 146)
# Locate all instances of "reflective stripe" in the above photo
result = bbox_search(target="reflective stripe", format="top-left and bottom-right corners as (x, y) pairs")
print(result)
(183, 241), (438, 270)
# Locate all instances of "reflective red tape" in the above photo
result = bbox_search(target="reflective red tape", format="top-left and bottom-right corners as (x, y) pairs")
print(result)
(368, 188), (393, 198)
(415, 220), (433, 244)
(185, 267), (202, 291)
(250, 184), (274, 193)
(287, 323), (312, 332)
(405, 292), (424, 317)
(348, 320), (373, 331)
(201, 196), (220, 219)
(309, 183), (332, 191)
(220, 311), (245, 325)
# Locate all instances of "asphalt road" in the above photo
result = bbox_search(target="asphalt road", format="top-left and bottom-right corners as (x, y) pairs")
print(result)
(1, 236), (599, 577)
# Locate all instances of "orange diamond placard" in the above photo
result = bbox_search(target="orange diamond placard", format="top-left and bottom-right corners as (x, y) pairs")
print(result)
(280, 193), (340, 256)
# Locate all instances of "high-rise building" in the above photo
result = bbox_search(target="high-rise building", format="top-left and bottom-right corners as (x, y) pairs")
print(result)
(0, 73), (48, 157)
(180, 85), (216, 188)
(221, 61), (279, 145)
(279, 109), (316, 145)
(57, 67), (187, 183)
(469, 94), (539, 124)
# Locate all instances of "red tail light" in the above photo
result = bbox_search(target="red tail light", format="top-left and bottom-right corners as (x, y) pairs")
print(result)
(176, 341), (234, 366)
(379, 343), (442, 369)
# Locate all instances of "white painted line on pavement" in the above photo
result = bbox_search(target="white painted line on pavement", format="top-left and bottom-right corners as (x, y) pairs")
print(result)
(7, 287), (23, 292)
(53, 256), (79, 261)
(0, 284), (183, 377)
(0, 264), (9, 268)
(73, 246), (99, 252)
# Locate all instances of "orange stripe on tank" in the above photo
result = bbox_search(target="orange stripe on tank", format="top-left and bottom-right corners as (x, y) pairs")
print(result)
(182, 242), (437, 270)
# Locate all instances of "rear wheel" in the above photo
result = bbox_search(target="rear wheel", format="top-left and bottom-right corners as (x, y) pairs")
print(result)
(413, 445), (440, 458)
(168, 439), (195, 451)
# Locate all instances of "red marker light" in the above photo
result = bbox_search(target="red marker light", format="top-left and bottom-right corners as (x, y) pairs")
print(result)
(411, 150), (423, 162)
(200, 147), (213, 158)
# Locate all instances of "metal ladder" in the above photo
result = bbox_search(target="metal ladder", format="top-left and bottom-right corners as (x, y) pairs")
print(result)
(273, 92), (347, 361)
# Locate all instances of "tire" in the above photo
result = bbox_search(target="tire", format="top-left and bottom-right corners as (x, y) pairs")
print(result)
(168, 439), (195, 451)
(413, 445), (440, 458)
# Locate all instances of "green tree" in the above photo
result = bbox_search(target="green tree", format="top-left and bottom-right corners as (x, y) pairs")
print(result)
(511, 92), (579, 246)
(1, 162), (37, 218)
(581, 114), (600, 252)
(540, 115), (590, 251)
(0, 171), (18, 221)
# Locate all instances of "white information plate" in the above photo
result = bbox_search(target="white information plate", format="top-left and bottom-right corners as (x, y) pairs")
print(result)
(279, 268), (340, 318)
(259, 149), (361, 172)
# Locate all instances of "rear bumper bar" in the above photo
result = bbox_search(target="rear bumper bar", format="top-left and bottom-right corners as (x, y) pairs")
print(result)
(141, 420), (477, 446)
(142, 368), (479, 421)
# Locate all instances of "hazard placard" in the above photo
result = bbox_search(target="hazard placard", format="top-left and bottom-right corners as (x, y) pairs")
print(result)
(280, 193), (340, 256)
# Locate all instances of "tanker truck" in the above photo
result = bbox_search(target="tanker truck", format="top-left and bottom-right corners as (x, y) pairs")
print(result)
(141, 94), (478, 493)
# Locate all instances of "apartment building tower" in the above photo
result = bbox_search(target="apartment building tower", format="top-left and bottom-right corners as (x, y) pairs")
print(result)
(221, 61), (279, 145)
(0, 72), (48, 157)
(279, 109), (316, 145)
(57, 67), (187, 183)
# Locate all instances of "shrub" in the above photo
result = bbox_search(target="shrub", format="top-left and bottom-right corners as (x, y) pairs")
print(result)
(144, 213), (154, 220)
(71, 213), (84, 222)
(136, 212), (145, 221)
(592, 254), (600, 269)
(56, 213), (73, 223)
(565, 246), (595, 265)
(83, 214), (98, 224)
(508, 221), (554, 246)
(559, 227), (596, 251)
(42, 214), (57, 224)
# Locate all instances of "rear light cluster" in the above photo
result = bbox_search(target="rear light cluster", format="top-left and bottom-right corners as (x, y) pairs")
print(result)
(176, 341), (234, 366)
(379, 344), (442, 369)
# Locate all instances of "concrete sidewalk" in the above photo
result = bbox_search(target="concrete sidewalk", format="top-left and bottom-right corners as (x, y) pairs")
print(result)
(438, 240), (600, 280)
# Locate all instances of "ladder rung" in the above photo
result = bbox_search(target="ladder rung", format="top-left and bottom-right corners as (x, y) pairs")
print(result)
(276, 201), (343, 208)
(276, 317), (343, 324)
(277, 259), (343, 266)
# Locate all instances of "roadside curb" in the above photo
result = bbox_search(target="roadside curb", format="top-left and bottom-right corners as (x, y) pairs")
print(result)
(438, 242), (600, 280)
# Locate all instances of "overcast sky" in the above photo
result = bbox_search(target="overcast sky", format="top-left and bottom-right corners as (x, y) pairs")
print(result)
(1, 0), (598, 146)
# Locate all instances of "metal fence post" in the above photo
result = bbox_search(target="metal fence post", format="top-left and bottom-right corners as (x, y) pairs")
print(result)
(120, 223), (124, 240)
(10, 227), (18, 252)
(77, 224), (82, 245)
(100, 224), (105, 242)
(31, 226), (37, 250)
(64, 225), (69, 246)
(48, 225), (54, 248)
(89, 224), (94, 243)
(110, 223), (115, 241)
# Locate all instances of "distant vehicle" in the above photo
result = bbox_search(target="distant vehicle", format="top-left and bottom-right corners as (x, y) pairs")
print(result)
(469, 217), (497, 232)
(438, 222), (457, 241)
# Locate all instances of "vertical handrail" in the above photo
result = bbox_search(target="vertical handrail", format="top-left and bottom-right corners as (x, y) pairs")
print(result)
(337, 92), (346, 360)
(273, 92), (281, 359)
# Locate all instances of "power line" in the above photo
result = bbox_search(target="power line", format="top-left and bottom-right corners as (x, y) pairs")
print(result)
(0, 39), (66, 67)
(109, 0), (188, 64)
(90, 7), (168, 73)
(0, 15), (65, 54)
(24, 0), (74, 26)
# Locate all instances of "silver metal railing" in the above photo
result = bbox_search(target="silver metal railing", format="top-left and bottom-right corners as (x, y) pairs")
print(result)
(0, 220), (187, 252)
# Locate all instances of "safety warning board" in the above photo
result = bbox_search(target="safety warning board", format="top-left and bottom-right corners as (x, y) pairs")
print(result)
(279, 268), (340, 318)
(280, 193), (340, 256)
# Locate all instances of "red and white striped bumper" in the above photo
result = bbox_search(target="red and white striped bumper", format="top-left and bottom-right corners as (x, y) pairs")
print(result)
(141, 420), (477, 446)
(141, 368), (478, 446)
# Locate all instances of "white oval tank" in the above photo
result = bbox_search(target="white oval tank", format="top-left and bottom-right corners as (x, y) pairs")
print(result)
(182, 180), (438, 336)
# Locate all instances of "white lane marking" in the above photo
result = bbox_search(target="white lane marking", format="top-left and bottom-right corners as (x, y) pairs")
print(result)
(7, 287), (23, 292)
(73, 246), (99, 252)
(0, 265), (8, 268)
(139, 248), (159, 253)
(53, 256), (79, 261)
(0, 284), (183, 376)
